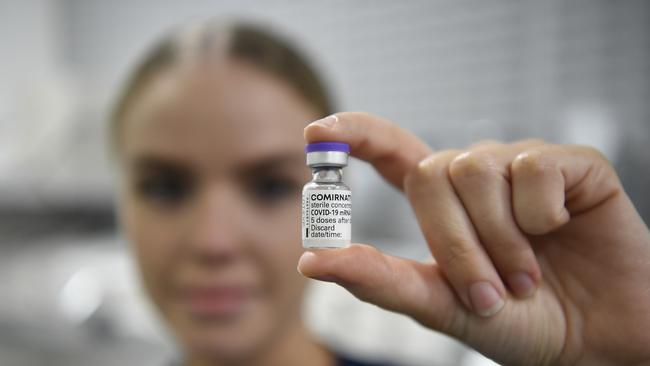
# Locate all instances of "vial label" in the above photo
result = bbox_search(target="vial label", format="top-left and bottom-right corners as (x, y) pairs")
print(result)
(302, 189), (351, 248)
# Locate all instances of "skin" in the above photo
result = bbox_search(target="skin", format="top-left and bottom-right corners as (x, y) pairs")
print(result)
(113, 53), (650, 364)
(298, 113), (650, 365)
(117, 60), (333, 366)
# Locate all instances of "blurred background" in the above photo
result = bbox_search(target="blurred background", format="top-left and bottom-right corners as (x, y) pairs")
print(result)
(1, 1), (648, 365)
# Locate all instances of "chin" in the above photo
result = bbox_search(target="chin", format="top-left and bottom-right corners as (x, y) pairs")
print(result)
(171, 301), (278, 362)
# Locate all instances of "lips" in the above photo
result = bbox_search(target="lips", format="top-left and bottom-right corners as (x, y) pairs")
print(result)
(179, 285), (255, 318)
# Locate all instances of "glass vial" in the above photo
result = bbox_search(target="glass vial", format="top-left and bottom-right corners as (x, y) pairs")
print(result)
(302, 142), (352, 248)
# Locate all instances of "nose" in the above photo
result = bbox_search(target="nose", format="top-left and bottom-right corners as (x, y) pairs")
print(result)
(187, 183), (244, 264)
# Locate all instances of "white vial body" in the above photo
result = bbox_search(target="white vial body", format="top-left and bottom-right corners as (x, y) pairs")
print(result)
(302, 180), (351, 248)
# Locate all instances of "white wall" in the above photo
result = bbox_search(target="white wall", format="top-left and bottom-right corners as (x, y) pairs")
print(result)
(2, 0), (648, 220)
(0, 2), (649, 365)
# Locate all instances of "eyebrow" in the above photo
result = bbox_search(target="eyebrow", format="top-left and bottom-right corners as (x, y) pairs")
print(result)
(234, 153), (305, 176)
(130, 155), (193, 176)
(128, 152), (305, 176)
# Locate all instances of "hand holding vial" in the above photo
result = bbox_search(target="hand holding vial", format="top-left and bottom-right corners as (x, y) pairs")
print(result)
(298, 112), (650, 366)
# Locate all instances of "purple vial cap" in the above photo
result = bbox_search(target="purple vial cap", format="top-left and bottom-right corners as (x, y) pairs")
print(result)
(305, 142), (350, 153)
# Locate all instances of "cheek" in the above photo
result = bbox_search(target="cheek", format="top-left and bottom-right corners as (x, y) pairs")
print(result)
(255, 200), (303, 259)
(251, 202), (307, 302)
(120, 194), (181, 298)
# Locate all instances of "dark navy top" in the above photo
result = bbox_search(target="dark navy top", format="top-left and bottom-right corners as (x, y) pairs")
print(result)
(337, 353), (395, 366)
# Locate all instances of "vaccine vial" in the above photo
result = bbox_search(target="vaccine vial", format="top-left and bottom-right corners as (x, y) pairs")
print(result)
(302, 142), (352, 248)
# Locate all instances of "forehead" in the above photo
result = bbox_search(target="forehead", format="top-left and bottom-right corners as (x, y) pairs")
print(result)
(120, 60), (317, 169)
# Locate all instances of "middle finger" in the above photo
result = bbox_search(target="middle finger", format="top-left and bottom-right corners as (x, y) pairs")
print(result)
(448, 140), (544, 298)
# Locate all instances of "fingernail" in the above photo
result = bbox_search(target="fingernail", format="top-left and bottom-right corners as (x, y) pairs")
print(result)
(469, 281), (504, 317)
(307, 114), (339, 129)
(297, 251), (316, 275)
(507, 272), (536, 298)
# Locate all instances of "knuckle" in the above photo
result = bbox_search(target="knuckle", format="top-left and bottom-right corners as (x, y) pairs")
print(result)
(440, 237), (480, 269)
(512, 149), (549, 176)
(577, 145), (619, 182)
(513, 138), (546, 147)
(449, 151), (498, 182)
(469, 139), (503, 149)
(482, 230), (520, 253)
(575, 144), (610, 165)
(488, 238), (534, 269)
(490, 242), (523, 262)
(405, 150), (458, 187)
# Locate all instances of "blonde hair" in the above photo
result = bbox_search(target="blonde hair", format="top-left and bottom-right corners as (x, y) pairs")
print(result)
(110, 20), (334, 151)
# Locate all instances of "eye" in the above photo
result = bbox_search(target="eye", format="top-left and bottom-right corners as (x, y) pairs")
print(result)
(249, 176), (298, 204)
(137, 174), (193, 207)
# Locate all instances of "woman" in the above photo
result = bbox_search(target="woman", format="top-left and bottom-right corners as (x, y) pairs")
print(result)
(111, 21), (379, 366)
(112, 20), (650, 366)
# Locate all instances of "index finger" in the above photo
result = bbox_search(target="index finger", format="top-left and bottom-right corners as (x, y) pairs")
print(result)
(304, 112), (433, 189)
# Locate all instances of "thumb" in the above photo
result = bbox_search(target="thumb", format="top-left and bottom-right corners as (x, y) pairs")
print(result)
(297, 244), (464, 334)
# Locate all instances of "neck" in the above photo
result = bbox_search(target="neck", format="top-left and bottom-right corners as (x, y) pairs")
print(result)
(185, 320), (334, 366)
